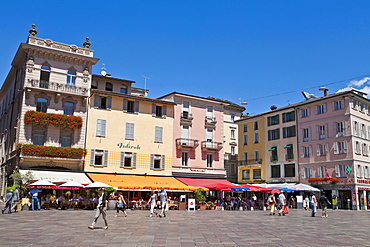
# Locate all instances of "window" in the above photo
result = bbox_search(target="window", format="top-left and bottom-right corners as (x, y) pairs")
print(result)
(63, 102), (74, 115)
(120, 87), (127, 94)
(94, 95), (112, 110)
(271, 165), (281, 178)
(33, 130), (45, 145)
(231, 113), (235, 122)
(301, 167), (313, 179)
(231, 129), (235, 139)
(182, 152), (189, 166)
(154, 126), (163, 143)
(334, 121), (346, 137)
(283, 126), (296, 138)
(285, 144), (294, 160)
(254, 150), (260, 161)
(316, 124), (328, 140)
(361, 124), (367, 139)
(301, 108), (310, 118)
(231, 146), (235, 155)
(96, 119), (106, 137)
(254, 132), (259, 144)
(333, 100), (344, 110)
(243, 152), (248, 161)
(335, 164), (349, 177)
(66, 70), (76, 87)
(105, 82), (113, 91)
(316, 104), (327, 114)
(120, 152), (136, 168)
(254, 121), (258, 130)
(354, 141), (361, 155)
(60, 133), (72, 147)
(363, 143), (368, 156)
(253, 169), (261, 179)
(317, 166), (326, 177)
(243, 124), (248, 132)
(284, 164), (295, 177)
(242, 170), (250, 180)
(91, 81), (98, 89)
(301, 127), (311, 142)
(206, 154), (213, 167)
(301, 146), (312, 158)
(123, 100), (139, 114)
(125, 123), (134, 140)
(267, 115), (279, 126)
(90, 149), (108, 166)
(151, 154), (165, 170)
(152, 104), (167, 118)
(282, 111), (295, 123)
(40, 65), (50, 88)
(316, 143), (329, 156)
(268, 129), (280, 141)
(270, 147), (277, 162)
(333, 141), (348, 154)
(243, 135), (248, 145)
(36, 98), (48, 112)
(357, 165), (363, 178)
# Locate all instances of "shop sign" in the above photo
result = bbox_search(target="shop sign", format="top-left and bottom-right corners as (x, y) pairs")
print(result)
(335, 185), (355, 190)
(117, 143), (141, 149)
(357, 179), (370, 184)
(358, 187), (370, 191)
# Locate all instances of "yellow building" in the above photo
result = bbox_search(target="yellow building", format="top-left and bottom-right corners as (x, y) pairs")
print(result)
(84, 74), (175, 177)
(236, 116), (266, 184)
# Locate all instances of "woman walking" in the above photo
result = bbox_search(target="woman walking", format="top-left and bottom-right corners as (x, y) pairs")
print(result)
(148, 190), (157, 217)
(115, 192), (127, 217)
(268, 193), (276, 215)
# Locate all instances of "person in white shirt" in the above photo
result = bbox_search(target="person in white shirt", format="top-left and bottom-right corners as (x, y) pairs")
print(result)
(158, 187), (167, 218)
(278, 191), (286, 216)
(310, 194), (317, 217)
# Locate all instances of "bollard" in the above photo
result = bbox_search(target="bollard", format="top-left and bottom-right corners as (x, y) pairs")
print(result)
(347, 199), (351, 211)
(263, 206), (266, 211)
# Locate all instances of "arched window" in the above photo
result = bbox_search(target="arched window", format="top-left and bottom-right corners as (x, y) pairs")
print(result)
(66, 70), (76, 87)
(36, 98), (48, 112)
(40, 66), (50, 88)
(105, 82), (113, 91)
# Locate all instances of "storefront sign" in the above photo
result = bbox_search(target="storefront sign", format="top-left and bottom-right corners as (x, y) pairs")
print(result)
(117, 143), (141, 149)
(358, 187), (370, 191)
(357, 180), (370, 184)
(335, 185), (355, 190)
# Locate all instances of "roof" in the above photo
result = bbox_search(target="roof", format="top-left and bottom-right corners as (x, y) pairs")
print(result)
(92, 74), (136, 84)
(207, 96), (246, 112)
(91, 89), (176, 105)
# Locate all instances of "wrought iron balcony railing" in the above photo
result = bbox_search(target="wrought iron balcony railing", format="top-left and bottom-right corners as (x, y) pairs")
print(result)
(201, 141), (223, 150)
(238, 159), (263, 166)
(27, 79), (88, 95)
(176, 138), (199, 149)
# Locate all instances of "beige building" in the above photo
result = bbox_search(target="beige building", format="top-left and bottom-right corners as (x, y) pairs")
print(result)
(84, 74), (175, 177)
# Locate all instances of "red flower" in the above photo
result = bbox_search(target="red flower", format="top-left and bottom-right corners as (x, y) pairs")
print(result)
(16, 143), (86, 158)
(24, 111), (83, 128)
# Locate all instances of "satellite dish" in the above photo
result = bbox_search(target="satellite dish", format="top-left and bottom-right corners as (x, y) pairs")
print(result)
(101, 70), (107, 76)
(301, 91), (318, 100)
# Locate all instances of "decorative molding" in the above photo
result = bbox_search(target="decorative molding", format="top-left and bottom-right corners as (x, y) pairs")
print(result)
(34, 92), (51, 106)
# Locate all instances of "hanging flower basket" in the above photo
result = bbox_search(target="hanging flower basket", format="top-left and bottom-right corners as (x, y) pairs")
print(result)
(308, 177), (339, 183)
(16, 143), (86, 158)
(24, 110), (83, 129)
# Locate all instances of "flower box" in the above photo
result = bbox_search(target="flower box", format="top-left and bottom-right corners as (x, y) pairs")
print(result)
(308, 177), (339, 183)
(16, 143), (86, 158)
(24, 110), (83, 129)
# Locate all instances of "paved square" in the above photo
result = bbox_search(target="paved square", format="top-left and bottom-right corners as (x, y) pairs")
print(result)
(0, 203), (369, 246)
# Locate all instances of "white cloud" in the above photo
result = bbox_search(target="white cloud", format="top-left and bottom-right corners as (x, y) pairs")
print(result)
(348, 77), (370, 87)
(360, 86), (370, 98)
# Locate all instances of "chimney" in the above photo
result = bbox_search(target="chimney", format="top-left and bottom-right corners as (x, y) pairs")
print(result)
(319, 87), (328, 96)
(270, 105), (277, 110)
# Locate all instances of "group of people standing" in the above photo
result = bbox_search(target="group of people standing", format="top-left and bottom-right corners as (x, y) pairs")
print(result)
(148, 187), (168, 218)
(2, 187), (20, 214)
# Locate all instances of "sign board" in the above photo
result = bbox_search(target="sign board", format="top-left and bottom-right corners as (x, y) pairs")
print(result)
(296, 195), (303, 203)
(180, 195), (186, 202)
(188, 199), (195, 211)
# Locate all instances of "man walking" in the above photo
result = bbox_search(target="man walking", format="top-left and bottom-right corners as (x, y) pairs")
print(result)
(88, 188), (108, 230)
(29, 189), (41, 211)
(319, 192), (331, 218)
(278, 191), (286, 216)
(11, 186), (20, 213)
(159, 187), (167, 218)
(310, 193), (317, 217)
(2, 190), (13, 214)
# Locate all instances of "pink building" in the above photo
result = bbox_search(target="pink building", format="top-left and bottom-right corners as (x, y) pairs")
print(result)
(159, 92), (226, 178)
(298, 89), (370, 210)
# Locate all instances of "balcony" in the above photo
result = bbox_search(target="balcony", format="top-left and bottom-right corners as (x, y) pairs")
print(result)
(238, 159), (262, 167)
(270, 155), (278, 162)
(176, 138), (199, 149)
(205, 116), (217, 128)
(27, 79), (88, 95)
(16, 144), (85, 159)
(201, 141), (223, 151)
(180, 112), (193, 125)
(286, 154), (294, 161)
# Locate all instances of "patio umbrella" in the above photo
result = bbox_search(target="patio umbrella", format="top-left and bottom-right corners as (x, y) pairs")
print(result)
(84, 181), (112, 188)
(59, 181), (84, 188)
(275, 188), (295, 193)
(231, 187), (251, 191)
(293, 184), (320, 192)
(29, 180), (56, 186)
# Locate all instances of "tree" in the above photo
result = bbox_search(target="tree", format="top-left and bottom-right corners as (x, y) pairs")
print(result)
(9, 170), (34, 197)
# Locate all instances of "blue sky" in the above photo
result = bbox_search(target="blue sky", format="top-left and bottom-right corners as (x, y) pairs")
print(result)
(1, 1), (370, 114)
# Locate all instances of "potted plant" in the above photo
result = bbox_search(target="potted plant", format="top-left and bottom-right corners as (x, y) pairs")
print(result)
(104, 187), (117, 210)
(208, 201), (215, 210)
(194, 188), (207, 210)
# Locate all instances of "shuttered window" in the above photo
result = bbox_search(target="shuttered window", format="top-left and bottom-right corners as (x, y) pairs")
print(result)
(155, 126), (163, 143)
(96, 119), (106, 137)
(125, 123), (134, 140)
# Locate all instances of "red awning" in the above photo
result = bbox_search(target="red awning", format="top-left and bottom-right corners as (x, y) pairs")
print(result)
(175, 178), (236, 190)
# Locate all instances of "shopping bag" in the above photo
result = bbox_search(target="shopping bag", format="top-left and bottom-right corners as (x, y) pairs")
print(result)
(284, 205), (289, 214)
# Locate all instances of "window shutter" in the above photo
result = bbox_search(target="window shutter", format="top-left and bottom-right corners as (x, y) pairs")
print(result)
(107, 97), (112, 110)
(123, 99), (128, 112)
(343, 121), (347, 136)
(94, 95), (100, 108)
(300, 147), (305, 158)
(334, 165), (340, 177)
(162, 105), (167, 118)
(332, 101), (335, 110)
(103, 150), (109, 166)
(333, 142), (339, 154)
(309, 145), (312, 157)
(333, 122), (338, 137)
(101, 119), (106, 137)
(315, 105), (318, 114)
(90, 149), (95, 166)
(299, 110), (302, 118)
(125, 123), (130, 139)
(325, 143), (329, 155)
(159, 127), (163, 142)
(307, 108), (310, 116)
(161, 155), (165, 170)
(316, 144), (321, 156)
(308, 127), (312, 141)
(353, 121), (356, 136)
(134, 101), (139, 113)
(152, 104), (156, 116)
(350, 98), (354, 109)
(343, 141), (348, 153)
(324, 124), (328, 138)
(120, 152), (125, 167)
(317, 166), (322, 177)
(154, 126), (159, 142)
(301, 167), (305, 179)
(323, 103), (327, 113)
(300, 128), (303, 142)
(132, 153), (137, 168)
(316, 126), (319, 140)
(96, 119), (106, 137)
(150, 154), (154, 169)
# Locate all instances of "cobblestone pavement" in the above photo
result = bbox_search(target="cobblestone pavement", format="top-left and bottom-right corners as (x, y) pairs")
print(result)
(0, 203), (370, 247)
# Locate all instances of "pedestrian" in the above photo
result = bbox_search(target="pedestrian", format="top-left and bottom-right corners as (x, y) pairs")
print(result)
(148, 190), (157, 217)
(29, 189), (41, 211)
(332, 195), (338, 210)
(278, 191), (286, 216)
(158, 187), (167, 217)
(114, 192), (127, 217)
(319, 192), (331, 218)
(268, 193), (276, 215)
(2, 190), (13, 214)
(88, 188), (108, 230)
(310, 193), (317, 217)
(303, 195), (310, 210)
(11, 186), (20, 213)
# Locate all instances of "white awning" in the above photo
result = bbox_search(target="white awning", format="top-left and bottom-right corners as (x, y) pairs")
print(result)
(19, 170), (92, 184)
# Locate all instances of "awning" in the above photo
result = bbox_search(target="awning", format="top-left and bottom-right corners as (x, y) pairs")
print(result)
(284, 145), (292, 149)
(268, 147), (276, 151)
(86, 173), (208, 191)
(19, 169), (92, 184)
(175, 177), (236, 190)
